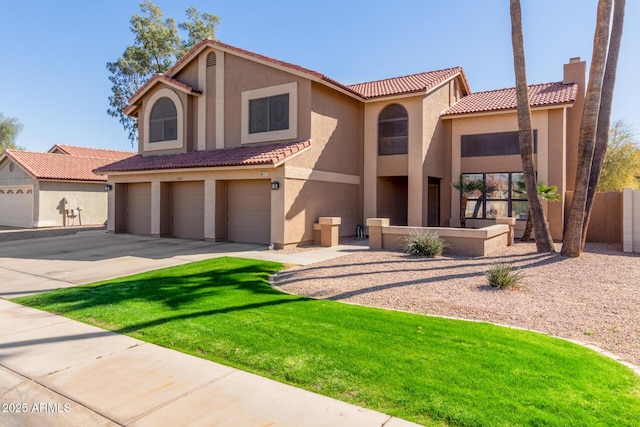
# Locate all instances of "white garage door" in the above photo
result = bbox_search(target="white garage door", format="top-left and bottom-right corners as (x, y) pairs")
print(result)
(127, 183), (151, 235)
(172, 181), (204, 239)
(0, 186), (33, 228)
(227, 180), (271, 244)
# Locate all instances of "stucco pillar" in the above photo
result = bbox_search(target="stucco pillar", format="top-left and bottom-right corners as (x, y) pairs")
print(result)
(496, 217), (516, 246)
(319, 217), (341, 247)
(204, 179), (216, 241)
(150, 181), (161, 237)
(366, 218), (389, 250)
(271, 177), (285, 248)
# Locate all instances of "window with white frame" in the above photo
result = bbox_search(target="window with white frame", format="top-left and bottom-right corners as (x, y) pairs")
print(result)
(143, 88), (184, 151)
(462, 172), (528, 220)
(149, 97), (177, 142)
(241, 82), (297, 144)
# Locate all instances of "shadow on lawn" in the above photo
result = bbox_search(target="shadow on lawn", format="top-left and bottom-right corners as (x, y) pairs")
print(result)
(20, 258), (308, 319)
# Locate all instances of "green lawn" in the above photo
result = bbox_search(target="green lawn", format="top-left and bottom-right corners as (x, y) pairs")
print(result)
(14, 257), (640, 426)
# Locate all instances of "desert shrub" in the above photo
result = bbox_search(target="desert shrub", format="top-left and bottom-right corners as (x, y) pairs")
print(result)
(405, 231), (446, 257)
(486, 261), (525, 289)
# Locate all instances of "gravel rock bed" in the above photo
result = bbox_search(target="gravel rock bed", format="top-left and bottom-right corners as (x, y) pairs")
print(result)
(272, 242), (640, 366)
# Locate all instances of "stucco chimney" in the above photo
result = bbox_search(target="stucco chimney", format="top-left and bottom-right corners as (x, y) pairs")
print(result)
(563, 57), (586, 86)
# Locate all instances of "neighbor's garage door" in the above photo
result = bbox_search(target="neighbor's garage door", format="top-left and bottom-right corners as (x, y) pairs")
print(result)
(227, 180), (271, 244)
(172, 181), (204, 239)
(126, 183), (151, 235)
(0, 186), (33, 228)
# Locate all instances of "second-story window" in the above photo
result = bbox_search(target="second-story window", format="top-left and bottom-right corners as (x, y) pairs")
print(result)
(378, 103), (408, 155)
(249, 94), (290, 134)
(149, 97), (178, 142)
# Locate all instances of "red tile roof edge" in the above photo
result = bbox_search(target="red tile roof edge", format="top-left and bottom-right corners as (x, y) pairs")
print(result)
(128, 74), (203, 107)
(95, 140), (311, 173)
(48, 144), (135, 160)
(2, 150), (115, 182)
(441, 81), (578, 116)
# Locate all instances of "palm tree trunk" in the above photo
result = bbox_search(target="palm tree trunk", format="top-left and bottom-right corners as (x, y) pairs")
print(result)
(521, 213), (533, 241)
(460, 194), (468, 228)
(582, 0), (625, 249)
(510, 0), (555, 252)
(562, 0), (612, 257)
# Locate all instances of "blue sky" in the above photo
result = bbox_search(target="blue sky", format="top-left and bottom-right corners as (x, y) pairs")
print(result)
(2, 0), (638, 153)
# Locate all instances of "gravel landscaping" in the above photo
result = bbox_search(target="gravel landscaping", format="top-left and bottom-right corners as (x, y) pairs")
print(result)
(272, 242), (640, 366)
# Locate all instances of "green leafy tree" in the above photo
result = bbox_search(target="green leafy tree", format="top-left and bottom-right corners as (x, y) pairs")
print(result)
(597, 120), (640, 191)
(107, 1), (219, 144)
(0, 113), (24, 152)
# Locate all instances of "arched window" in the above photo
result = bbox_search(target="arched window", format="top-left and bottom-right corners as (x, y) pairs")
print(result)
(149, 97), (177, 142)
(378, 104), (408, 155)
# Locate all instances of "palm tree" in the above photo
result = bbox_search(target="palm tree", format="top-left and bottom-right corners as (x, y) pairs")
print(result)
(514, 181), (560, 241)
(583, 0), (626, 250)
(510, 0), (555, 253)
(452, 176), (484, 228)
(562, 0), (613, 257)
(452, 176), (498, 228)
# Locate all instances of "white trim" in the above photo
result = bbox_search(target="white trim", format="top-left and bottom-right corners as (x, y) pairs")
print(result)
(215, 51), (225, 149)
(197, 53), (207, 151)
(143, 89), (184, 152)
(241, 82), (298, 144)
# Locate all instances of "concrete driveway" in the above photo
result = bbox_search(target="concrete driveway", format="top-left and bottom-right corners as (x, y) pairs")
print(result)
(0, 231), (272, 298)
(0, 230), (416, 427)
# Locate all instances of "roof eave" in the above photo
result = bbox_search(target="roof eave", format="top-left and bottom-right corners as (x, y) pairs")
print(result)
(441, 101), (575, 120)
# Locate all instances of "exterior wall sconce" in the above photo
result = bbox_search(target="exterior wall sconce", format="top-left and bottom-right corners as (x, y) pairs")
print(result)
(104, 184), (113, 192)
(271, 181), (280, 191)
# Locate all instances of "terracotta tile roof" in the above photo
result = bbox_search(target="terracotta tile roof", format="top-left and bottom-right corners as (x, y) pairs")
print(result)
(347, 67), (467, 99)
(48, 144), (134, 161)
(442, 81), (578, 116)
(95, 140), (311, 173)
(3, 150), (134, 182)
(127, 74), (203, 108)
(166, 39), (363, 99)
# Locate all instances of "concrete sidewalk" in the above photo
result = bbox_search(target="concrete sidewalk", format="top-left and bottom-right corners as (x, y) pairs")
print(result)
(1, 232), (420, 426)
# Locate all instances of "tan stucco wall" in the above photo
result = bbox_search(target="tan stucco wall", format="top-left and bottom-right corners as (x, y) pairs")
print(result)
(137, 85), (193, 156)
(223, 54), (312, 147)
(448, 108), (569, 239)
(37, 181), (108, 226)
(363, 81), (457, 227)
(283, 178), (360, 246)
(0, 158), (34, 184)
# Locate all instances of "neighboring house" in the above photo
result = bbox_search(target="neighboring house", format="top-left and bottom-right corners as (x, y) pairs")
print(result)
(0, 145), (134, 228)
(96, 40), (584, 247)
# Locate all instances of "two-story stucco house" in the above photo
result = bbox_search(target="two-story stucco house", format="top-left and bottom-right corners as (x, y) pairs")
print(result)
(96, 40), (584, 248)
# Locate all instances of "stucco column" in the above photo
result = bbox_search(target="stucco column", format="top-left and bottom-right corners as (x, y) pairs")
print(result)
(107, 182), (115, 233)
(150, 181), (161, 237)
(271, 176), (285, 248)
(407, 102), (423, 226)
(204, 179), (216, 241)
(363, 105), (378, 222)
(319, 217), (341, 247)
(366, 218), (389, 249)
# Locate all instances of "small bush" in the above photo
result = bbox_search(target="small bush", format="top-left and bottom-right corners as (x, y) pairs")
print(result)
(486, 261), (525, 289)
(405, 231), (446, 257)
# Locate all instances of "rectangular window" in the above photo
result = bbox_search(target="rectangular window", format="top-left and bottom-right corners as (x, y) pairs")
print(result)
(461, 130), (537, 157)
(249, 94), (289, 134)
(462, 172), (528, 220)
